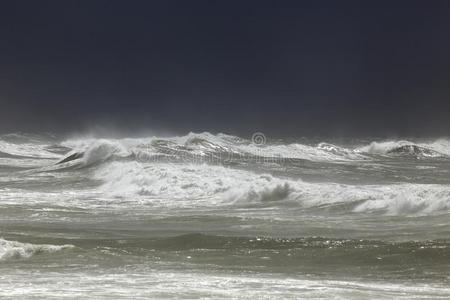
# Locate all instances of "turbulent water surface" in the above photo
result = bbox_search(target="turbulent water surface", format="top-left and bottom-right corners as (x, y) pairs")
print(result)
(0, 132), (450, 299)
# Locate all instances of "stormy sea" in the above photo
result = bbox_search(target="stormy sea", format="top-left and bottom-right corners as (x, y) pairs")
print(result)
(0, 132), (449, 299)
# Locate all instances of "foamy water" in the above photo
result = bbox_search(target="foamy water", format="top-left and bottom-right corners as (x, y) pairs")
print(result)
(1, 132), (449, 299)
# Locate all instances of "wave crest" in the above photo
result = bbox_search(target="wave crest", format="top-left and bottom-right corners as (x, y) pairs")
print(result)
(59, 132), (370, 164)
(356, 140), (448, 158)
(57, 139), (131, 167)
(0, 238), (74, 261)
(93, 161), (450, 215)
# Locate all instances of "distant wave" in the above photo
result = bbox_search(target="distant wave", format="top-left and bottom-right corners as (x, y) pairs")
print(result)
(2, 132), (450, 165)
(56, 134), (450, 165)
(356, 140), (450, 157)
(54, 133), (368, 167)
(0, 238), (74, 261)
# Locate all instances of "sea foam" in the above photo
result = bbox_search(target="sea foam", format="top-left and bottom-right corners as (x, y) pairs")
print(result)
(0, 238), (74, 260)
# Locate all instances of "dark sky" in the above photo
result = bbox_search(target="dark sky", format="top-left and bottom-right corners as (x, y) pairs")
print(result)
(1, 0), (450, 137)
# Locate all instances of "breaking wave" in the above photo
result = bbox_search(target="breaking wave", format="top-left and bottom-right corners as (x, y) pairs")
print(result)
(356, 139), (450, 158)
(57, 139), (130, 167)
(0, 238), (74, 261)
(3, 132), (450, 216)
(93, 161), (450, 215)
(56, 134), (450, 166)
(3, 132), (450, 165)
(57, 132), (369, 164)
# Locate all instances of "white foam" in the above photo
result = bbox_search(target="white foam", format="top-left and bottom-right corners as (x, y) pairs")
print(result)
(0, 238), (74, 260)
(93, 161), (450, 215)
(356, 139), (450, 157)
(93, 161), (294, 207)
(353, 184), (450, 215)
(238, 142), (366, 161)
(0, 267), (448, 299)
(423, 139), (450, 156)
(356, 140), (413, 155)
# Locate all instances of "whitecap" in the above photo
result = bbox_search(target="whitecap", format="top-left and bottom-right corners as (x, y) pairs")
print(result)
(0, 238), (74, 261)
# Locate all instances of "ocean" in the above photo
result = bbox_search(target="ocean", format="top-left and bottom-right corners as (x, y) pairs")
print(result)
(0, 132), (449, 299)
